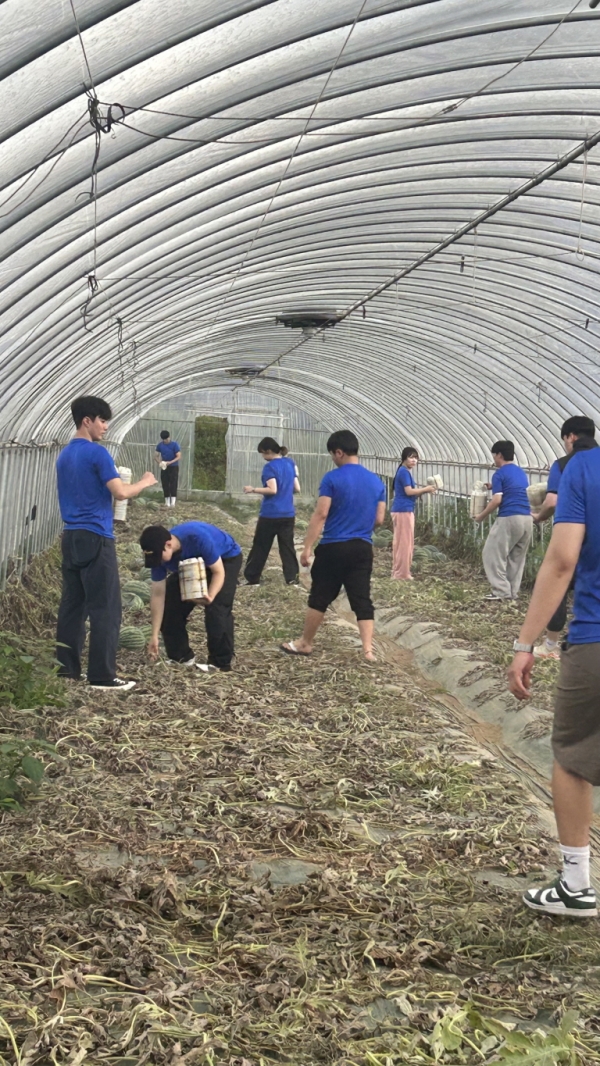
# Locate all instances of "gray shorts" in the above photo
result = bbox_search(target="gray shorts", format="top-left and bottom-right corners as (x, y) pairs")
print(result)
(552, 643), (600, 785)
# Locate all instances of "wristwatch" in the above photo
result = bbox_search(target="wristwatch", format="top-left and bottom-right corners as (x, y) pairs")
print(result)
(513, 640), (534, 653)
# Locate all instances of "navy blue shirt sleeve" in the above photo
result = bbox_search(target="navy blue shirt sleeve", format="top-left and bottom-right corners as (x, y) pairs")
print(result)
(96, 447), (119, 484)
(555, 456), (586, 525)
(151, 564), (167, 581)
(319, 471), (335, 498)
(547, 459), (562, 495)
(491, 469), (503, 495)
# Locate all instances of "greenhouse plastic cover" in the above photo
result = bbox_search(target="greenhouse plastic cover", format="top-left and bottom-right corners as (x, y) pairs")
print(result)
(1, 0), (599, 465)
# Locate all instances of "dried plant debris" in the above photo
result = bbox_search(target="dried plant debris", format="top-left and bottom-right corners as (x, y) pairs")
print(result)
(1, 500), (599, 1065)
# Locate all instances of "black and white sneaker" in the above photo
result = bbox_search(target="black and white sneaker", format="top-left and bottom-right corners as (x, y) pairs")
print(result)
(195, 663), (218, 673)
(166, 657), (196, 667)
(523, 877), (597, 917)
(88, 678), (136, 692)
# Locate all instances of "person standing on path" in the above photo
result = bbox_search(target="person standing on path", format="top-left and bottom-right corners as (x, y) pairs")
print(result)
(532, 416), (597, 660)
(155, 430), (181, 508)
(391, 447), (436, 580)
(140, 521), (242, 672)
(242, 438), (300, 586)
(281, 430), (386, 662)
(474, 440), (533, 600)
(56, 395), (157, 691)
(508, 446), (600, 918)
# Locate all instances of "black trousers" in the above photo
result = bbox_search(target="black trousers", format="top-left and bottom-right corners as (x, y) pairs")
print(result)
(162, 553), (242, 668)
(56, 530), (122, 684)
(308, 539), (374, 620)
(244, 517), (299, 584)
(160, 465), (179, 499)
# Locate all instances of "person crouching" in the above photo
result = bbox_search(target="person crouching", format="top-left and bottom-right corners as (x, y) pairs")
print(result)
(140, 522), (242, 671)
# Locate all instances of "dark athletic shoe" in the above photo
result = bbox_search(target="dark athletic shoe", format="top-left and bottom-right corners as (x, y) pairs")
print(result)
(523, 877), (597, 917)
(88, 678), (136, 692)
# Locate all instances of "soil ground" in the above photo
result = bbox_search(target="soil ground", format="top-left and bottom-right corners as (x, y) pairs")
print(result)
(1, 500), (599, 1065)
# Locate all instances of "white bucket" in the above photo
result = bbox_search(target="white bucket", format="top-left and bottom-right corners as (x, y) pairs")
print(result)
(160, 461), (168, 470)
(179, 557), (208, 601)
(114, 466), (132, 522)
(427, 474), (444, 489)
(470, 490), (488, 518)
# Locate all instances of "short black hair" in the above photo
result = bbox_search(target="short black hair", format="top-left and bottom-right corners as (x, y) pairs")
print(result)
(401, 446), (419, 462)
(257, 437), (281, 454)
(71, 395), (112, 428)
(160, 429), (171, 440)
(139, 525), (172, 568)
(491, 440), (515, 461)
(327, 430), (359, 456)
(561, 416), (595, 440)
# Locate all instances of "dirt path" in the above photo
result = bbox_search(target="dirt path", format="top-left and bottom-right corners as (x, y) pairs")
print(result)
(1, 500), (600, 1064)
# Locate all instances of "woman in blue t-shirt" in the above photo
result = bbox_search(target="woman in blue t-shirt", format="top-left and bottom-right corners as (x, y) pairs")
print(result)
(391, 447), (436, 579)
(242, 438), (300, 585)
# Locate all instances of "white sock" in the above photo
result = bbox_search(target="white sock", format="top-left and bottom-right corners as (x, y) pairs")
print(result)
(560, 844), (591, 891)
(546, 638), (559, 649)
(171, 498), (176, 506)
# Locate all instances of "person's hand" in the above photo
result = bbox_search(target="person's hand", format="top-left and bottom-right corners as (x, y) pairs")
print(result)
(484, 482), (492, 491)
(508, 651), (535, 700)
(428, 485), (437, 494)
(147, 636), (159, 661)
(473, 513), (484, 523)
(243, 486), (254, 494)
(142, 471), (158, 487)
(300, 548), (313, 569)
(196, 594), (214, 605)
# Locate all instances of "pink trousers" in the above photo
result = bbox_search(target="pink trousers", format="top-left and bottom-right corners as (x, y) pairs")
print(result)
(391, 512), (415, 579)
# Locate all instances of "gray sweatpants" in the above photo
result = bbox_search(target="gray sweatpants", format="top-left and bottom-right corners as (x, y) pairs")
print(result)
(482, 515), (533, 599)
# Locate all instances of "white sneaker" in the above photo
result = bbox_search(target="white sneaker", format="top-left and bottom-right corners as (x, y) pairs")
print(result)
(533, 644), (561, 660)
(88, 678), (136, 692)
(166, 657), (196, 667)
(195, 663), (218, 673)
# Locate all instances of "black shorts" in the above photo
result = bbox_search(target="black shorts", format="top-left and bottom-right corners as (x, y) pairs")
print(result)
(308, 539), (374, 621)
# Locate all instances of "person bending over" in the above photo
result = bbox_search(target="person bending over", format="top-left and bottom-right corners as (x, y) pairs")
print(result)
(508, 445), (600, 917)
(391, 447), (436, 580)
(155, 430), (181, 508)
(281, 430), (386, 662)
(242, 437), (300, 586)
(140, 521), (243, 672)
(56, 395), (157, 691)
(474, 440), (532, 601)
(532, 416), (597, 660)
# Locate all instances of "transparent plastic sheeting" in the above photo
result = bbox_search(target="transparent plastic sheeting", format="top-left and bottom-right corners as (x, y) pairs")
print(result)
(2, 2), (600, 469)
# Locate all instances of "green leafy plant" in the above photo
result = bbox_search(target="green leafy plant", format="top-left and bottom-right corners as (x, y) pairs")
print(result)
(428, 1004), (581, 1064)
(0, 631), (65, 710)
(0, 737), (57, 809)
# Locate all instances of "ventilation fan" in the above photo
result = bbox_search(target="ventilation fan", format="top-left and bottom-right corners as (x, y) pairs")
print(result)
(276, 309), (341, 337)
(225, 364), (267, 378)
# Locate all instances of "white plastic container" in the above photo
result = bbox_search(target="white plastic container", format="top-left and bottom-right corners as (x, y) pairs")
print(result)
(527, 480), (548, 508)
(470, 488), (489, 518)
(114, 466), (132, 522)
(427, 474), (444, 489)
(160, 461), (168, 470)
(179, 557), (208, 601)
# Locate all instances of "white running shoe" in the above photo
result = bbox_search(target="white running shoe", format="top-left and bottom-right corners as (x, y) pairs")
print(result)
(523, 877), (597, 917)
(533, 644), (561, 660)
(88, 678), (136, 692)
(166, 657), (196, 667)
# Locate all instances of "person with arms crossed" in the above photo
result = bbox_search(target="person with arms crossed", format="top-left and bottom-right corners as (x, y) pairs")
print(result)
(508, 445), (600, 917)
(532, 416), (597, 660)
(391, 447), (436, 580)
(155, 430), (181, 508)
(140, 521), (243, 672)
(56, 395), (157, 691)
(474, 440), (532, 601)
(281, 430), (386, 663)
(242, 438), (300, 586)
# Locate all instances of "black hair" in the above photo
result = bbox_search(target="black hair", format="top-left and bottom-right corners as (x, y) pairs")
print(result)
(160, 429), (171, 440)
(491, 440), (515, 462)
(139, 525), (172, 567)
(71, 395), (112, 428)
(561, 416), (595, 440)
(257, 437), (281, 454)
(280, 446), (289, 456)
(327, 430), (359, 456)
(401, 446), (419, 462)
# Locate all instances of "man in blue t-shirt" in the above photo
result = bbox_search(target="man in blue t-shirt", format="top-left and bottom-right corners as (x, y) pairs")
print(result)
(139, 521), (242, 671)
(531, 416), (597, 659)
(508, 448), (600, 918)
(242, 437), (300, 586)
(56, 396), (157, 690)
(473, 440), (532, 600)
(281, 430), (386, 662)
(155, 430), (181, 508)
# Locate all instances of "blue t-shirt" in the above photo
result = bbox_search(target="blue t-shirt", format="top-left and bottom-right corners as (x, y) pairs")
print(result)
(547, 459), (562, 495)
(260, 457), (296, 519)
(491, 464), (530, 517)
(391, 466), (416, 513)
(56, 438), (119, 538)
(554, 449), (600, 644)
(319, 464), (386, 545)
(151, 521), (241, 582)
(156, 440), (180, 466)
